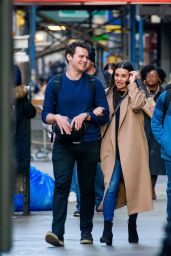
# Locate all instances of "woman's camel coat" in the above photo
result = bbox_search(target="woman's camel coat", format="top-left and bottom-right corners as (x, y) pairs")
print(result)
(99, 82), (153, 215)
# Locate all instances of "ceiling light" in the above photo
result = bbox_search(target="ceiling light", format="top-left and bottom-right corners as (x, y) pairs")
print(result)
(35, 31), (47, 42)
(48, 25), (62, 31)
(151, 15), (161, 24)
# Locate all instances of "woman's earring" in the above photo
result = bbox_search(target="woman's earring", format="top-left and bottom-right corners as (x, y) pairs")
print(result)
(144, 80), (147, 85)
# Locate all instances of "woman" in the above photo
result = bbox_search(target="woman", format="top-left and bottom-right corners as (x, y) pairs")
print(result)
(94, 61), (153, 246)
(140, 65), (166, 200)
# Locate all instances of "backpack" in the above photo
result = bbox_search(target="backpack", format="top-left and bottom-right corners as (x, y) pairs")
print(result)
(163, 89), (171, 120)
(43, 73), (96, 142)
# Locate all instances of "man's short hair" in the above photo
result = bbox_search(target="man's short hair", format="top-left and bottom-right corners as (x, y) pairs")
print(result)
(65, 41), (90, 62)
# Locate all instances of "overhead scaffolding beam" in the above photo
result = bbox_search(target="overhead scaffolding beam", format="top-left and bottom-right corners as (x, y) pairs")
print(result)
(14, 0), (171, 4)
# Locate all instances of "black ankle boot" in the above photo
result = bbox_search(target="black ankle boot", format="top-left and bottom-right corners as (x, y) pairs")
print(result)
(128, 221), (139, 243)
(100, 221), (113, 246)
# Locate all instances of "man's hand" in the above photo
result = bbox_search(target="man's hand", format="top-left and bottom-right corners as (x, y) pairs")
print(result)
(54, 114), (72, 135)
(71, 113), (88, 130)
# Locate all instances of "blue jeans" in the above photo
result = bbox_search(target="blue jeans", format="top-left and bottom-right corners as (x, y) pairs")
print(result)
(103, 160), (138, 222)
(70, 163), (77, 193)
(70, 162), (80, 210)
(165, 160), (171, 223)
(95, 162), (105, 209)
(103, 160), (122, 220)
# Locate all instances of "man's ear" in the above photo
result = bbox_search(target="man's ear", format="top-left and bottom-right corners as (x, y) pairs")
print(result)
(66, 53), (71, 62)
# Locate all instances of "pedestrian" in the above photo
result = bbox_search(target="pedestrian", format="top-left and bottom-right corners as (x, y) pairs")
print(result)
(151, 88), (171, 256)
(140, 65), (166, 200)
(95, 60), (153, 246)
(85, 43), (106, 88)
(14, 64), (36, 202)
(72, 43), (105, 217)
(42, 40), (109, 246)
(103, 63), (115, 88)
(104, 63), (115, 75)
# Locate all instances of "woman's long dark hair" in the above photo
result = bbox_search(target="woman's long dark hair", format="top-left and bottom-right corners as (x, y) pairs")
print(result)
(106, 60), (134, 96)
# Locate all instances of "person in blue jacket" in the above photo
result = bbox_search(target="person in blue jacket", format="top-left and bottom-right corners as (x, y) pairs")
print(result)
(42, 41), (109, 247)
(151, 90), (171, 256)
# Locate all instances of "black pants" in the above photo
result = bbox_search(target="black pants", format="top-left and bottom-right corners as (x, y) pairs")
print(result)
(52, 139), (100, 237)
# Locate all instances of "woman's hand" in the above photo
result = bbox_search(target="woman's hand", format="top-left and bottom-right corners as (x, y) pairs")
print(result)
(129, 71), (140, 83)
(93, 106), (105, 116)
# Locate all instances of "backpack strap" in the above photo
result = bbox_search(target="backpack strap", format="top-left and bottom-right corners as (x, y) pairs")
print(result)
(163, 89), (171, 120)
(49, 74), (62, 142)
(53, 74), (63, 113)
(87, 74), (96, 106)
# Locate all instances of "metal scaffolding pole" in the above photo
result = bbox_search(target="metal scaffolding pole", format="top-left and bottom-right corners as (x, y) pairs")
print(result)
(138, 16), (144, 67)
(21, 6), (36, 215)
(130, 5), (136, 67)
(29, 5), (36, 87)
(0, 0), (13, 253)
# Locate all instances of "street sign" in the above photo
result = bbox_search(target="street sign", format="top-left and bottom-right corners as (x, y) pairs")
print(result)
(59, 10), (89, 18)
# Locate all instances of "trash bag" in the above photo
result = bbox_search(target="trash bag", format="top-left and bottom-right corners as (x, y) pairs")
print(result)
(14, 165), (54, 211)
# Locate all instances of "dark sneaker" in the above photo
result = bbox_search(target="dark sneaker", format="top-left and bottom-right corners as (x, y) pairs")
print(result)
(80, 231), (93, 244)
(45, 231), (64, 247)
(73, 210), (80, 217)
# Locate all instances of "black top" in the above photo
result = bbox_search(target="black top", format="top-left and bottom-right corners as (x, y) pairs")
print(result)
(114, 90), (127, 160)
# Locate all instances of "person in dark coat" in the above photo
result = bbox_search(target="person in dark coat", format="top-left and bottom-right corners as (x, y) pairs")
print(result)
(140, 65), (166, 200)
(103, 63), (115, 88)
(14, 65), (36, 193)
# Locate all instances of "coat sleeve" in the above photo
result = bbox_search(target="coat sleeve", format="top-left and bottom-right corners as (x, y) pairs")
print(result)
(88, 78), (109, 125)
(128, 82), (146, 111)
(151, 92), (166, 145)
(23, 96), (36, 119)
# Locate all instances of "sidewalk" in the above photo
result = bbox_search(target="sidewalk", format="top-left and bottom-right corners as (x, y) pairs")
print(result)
(3, 161), (167, 256)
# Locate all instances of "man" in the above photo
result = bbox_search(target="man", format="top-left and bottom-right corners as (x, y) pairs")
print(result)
(151, 89), (171, 255)
(85, 44), (106, 88)
(72, 44), (106, 217)
(42, 41), (109, 246)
